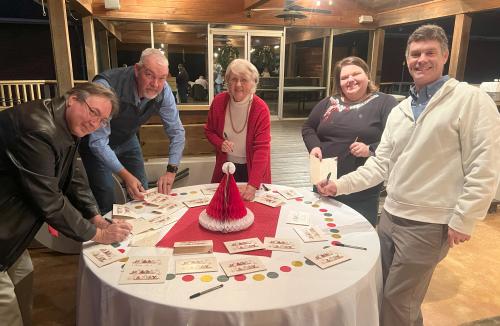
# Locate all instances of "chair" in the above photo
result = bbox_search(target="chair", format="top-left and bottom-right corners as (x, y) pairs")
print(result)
(191, 84), (208, 101)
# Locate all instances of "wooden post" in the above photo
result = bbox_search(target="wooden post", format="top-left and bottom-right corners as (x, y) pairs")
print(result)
(109, 38), (118, 68)
(368, 29), (385, 85)
(47, 0), (74, 95)
(449, 14), (472, 81)
(98, 30), (111, 71)
(82, 16), (98, 80)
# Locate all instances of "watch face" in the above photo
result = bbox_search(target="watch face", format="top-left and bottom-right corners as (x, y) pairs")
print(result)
(167, 165), (178, 173)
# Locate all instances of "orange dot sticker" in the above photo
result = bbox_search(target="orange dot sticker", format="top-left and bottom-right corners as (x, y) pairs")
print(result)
(331, 234), (342, 239)
(291, 261), (303, 267)
(200, 275), (213, 282)
(253, 274), (265, 281)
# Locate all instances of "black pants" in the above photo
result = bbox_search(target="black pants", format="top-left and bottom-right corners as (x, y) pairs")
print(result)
(232, 163), (248, 182)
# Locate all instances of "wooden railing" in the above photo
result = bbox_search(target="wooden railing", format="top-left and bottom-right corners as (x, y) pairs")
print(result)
(0, 80), (87, 109)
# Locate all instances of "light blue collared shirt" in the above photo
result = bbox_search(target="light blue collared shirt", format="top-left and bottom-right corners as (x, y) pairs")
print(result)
(89, 78), (185, 173)
(409, 75), (450, 121)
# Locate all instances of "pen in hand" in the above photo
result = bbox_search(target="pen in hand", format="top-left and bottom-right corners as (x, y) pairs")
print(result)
(223, 132), (233, 152)
(326, 172), (332, 184)
(189, 284), (224, 299)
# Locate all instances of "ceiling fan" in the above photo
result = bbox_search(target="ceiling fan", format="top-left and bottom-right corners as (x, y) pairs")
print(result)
(248, 0), (332, 23)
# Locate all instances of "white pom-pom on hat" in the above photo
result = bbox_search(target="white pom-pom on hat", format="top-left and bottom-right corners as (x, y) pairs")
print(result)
(222, 162), (236, 174)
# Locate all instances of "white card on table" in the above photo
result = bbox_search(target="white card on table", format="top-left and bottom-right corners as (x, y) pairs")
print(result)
(220, 257), (266, 277)
(175, 256), (218, 274)
(276, 187), (303, 200)
(224, 238), (265, 254)
(294, 225), (328, 242)
(201, 186), (218, 196)
(305, 248), (350, 269)
(254, 193), (284, 207)
(128, 218), (155, 235)
(119, 256), (168, 284)
(147, 212), (179, 230)
(264, 237), (300, 252)
(286, 211), (310, 226)
(112, 204), (140, 219)
(309, 155), (337, 185)
(83, 244), (126, 268)
(183, 197), (211, 208)
(152, 202), (184, 216)
(173, 240), (213, 255)
(129, 230), (160, 247)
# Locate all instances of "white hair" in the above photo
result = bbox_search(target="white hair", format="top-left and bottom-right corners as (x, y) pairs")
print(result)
(138, 48), (169, 67)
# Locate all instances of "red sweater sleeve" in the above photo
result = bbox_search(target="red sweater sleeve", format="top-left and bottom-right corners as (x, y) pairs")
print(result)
(247, 100), (271, 188)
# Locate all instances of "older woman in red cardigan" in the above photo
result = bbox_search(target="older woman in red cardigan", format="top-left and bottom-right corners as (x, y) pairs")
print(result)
(204, 59), (271, 201)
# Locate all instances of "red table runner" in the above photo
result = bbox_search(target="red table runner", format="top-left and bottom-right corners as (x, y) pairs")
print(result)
(156, 202), (281, 257)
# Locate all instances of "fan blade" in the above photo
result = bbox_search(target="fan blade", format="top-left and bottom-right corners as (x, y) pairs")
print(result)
(287, 5), (331, 14)
(251, 7), (289, 12)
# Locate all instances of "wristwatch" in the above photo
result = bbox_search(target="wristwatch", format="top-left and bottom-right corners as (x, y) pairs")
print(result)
(166, 164), (178, 173)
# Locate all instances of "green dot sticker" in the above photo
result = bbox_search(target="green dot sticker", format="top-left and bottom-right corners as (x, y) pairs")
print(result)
(330, 229), (339, 233)
(305, 259), (315, 266)
(324, 218), (334, 222)
(324, 213), (332, 217)
(266, 272), (279, 279)
(304, 201), (312, 204)
(217, 275), (230, 282)
(166, 273), (176, 280)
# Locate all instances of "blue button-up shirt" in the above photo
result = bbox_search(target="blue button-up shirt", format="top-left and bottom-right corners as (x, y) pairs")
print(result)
(409, 75), (450, 121)
(90, 78), (185, 173)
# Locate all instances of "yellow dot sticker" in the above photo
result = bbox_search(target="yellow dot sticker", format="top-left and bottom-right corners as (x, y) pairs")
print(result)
(331, 234), (342, 239)
(253, 274), (265, 281)
(291, 261), (303, 267)
(200, 275), (213, 282)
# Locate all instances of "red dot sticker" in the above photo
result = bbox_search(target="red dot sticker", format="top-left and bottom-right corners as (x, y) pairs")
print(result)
(327, 223), (336, 227)
(331, 241), (341, 246)
(319, 208), (328, 212)
(280, 266), (292, 272)
(170, 193), (177, 196)
(234, 274), (247, 281)
(182, 275), (195, 282)
(295, 198), (303, 201)
(118, 249), (125, 253)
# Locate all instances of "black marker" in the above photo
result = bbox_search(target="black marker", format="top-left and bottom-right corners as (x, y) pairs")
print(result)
(189, 284), (224, 299)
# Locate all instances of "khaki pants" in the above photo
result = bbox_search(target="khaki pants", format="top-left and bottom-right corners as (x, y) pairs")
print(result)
(0, 250), (33, 326)
(378, 210), (449, 326)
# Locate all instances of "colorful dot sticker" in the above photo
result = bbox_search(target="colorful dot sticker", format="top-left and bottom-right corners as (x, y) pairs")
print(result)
(295, 198), (303, 202)
(327, 223), (336, 227)
(291, 261), (303, 267)
(311, 204), (320, 208)
(182, 275), (195, 282)
(324, 217), (334, 222)
(190, 191), (198, 194)
(331, 241), (341, 246)
(180, 192), (188, 195)
(217, 275), (230, 282)
(324, 213), (333, 217)
(330, 229), (340, 233)
(134, 205), (144, 210)
(331, 234), (342, 239)
(200, 275), (213, 282)
(117, 248), (125, 253)
(170, 193), (178, 196)
(319, 208), (328, 212)
(253, 274), (265, 281)
(234, 274), (246, 281)
(267, 272), (279, 279)
(305, 259), (315, 266)
(280, 266), (292, 272)
(111, 242), (120, 248)
(304, 201), (312, 204)
(166, 273), (176, 280)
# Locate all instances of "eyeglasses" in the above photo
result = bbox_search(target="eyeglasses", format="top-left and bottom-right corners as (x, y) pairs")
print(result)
(82, 99), (111, 128)
(229, 77), (250, 85)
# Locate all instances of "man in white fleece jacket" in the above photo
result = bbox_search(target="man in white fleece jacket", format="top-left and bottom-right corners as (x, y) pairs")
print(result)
(317, 24), (500, 326)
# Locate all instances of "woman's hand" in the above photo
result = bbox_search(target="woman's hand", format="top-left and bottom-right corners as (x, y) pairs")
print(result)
(349, 142), (370, 158)
(242, 184), (257, 201)
(221, 140), (234, 153)
(310, 147), (322, 160)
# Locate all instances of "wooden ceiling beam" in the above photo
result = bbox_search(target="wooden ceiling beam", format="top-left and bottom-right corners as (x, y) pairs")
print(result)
(97, 18), (123, 42)
(71, 0), (93, 15)
(375, 0), (500, 27)
(244, 0), (271, 11)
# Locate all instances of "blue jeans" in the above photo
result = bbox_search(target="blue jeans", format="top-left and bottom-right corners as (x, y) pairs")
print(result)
(80, 135), (148, 214)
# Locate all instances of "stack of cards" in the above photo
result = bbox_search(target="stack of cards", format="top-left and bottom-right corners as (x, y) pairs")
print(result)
(152, 202), (184, 216)
(83, 244), (126, 267)
(183, 197), (211, 208)
(173, 240), (213, 255)
(147, 213), (180, 229)
(224, 238), (265, 254)
(119, 256), (168, 284)
(112, 204), (140, 219)
(129, 230), (160, 247)
(220, 257), (266, 277)
(305, 248), (350, 269)
(127, 218), (155, 235)
(294, 226), (328, 242)
(175, 256), (218, 274)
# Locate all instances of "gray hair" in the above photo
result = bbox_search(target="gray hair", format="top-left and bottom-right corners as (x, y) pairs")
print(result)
(225, 59), (260, 94)
(65, 82), (119, 116)
(137, 48), (169, 67)
(406, 24), (449, 57)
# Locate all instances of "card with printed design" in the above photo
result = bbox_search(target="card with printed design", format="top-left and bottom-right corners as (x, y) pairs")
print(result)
(183, 197), (211, 208)
(223, 238), (265, 254)
(119, 256), (168, 284)
(112, 204), (140, 219)
(173, 240), (213, 255)
(276, 187), (303, 200)
(253, 193), (285, 208)
(305, 248), (350, 269)
(201, 186), (218, 196)
(127, 218), (155, 235)
(83, 244), (126, 267)
(286, 211), (310, 226)
(263, 237), (300, 252)
(294, 225), (328, 242)
(220, 257), (266, 277)
(129, 230), (160, 247)
(175, 256), (218, 274)
(147, 212), (180, 229)
(151, 202), (184, 216)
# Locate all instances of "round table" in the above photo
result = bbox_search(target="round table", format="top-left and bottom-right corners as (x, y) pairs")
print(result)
(77, 184), (382, 326)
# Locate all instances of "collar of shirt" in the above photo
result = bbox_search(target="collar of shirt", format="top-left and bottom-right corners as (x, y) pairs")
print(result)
(409, 75), (450, 105)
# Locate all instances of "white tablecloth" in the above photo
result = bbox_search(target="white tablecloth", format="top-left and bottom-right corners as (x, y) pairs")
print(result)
(77, 184), (382, 326)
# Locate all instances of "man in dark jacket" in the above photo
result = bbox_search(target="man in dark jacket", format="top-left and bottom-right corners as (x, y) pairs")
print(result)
(0, 82), (132, 326)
